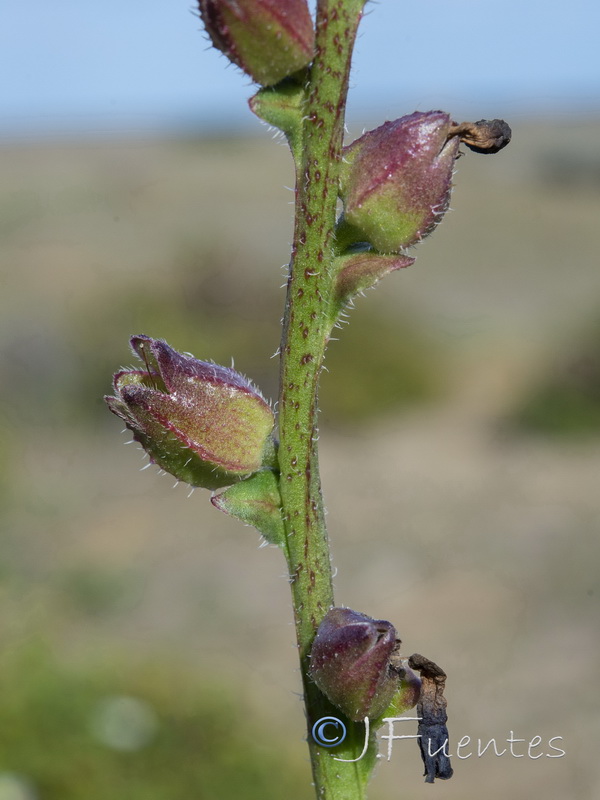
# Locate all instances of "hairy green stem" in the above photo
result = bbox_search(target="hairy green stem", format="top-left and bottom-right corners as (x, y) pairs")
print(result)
(277, 1), (369, 797)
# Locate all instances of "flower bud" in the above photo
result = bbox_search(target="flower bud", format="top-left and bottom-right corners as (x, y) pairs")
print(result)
(211, 469), (285, 546)
(339, 111), (460, 253)
(329, 249), (415, 324)
(105, 335), (276, 490)
(249, 80), (305, 157)
(385, 657), (422, 716)
(198, 0), (314, 87)
(309, 607), (402, 721)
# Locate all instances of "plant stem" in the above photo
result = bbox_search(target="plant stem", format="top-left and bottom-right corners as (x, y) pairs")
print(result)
(277, 1), (368, 797)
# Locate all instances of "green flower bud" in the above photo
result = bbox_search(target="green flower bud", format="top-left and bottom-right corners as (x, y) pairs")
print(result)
(211, 469), (285, 546)
(198, 0), (315, 87)
(105, 335), (276, 490)
(339, 111), (460, 253)
(384, 656), (422, 717)
(249, 79), (306, 159)
(329, 249), (415, 325)
(309, 607), (404, 721)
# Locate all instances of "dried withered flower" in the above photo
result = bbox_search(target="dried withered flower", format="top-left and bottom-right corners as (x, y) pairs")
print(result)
(448, 118), (512, 154)
(408, 653), (453, 783)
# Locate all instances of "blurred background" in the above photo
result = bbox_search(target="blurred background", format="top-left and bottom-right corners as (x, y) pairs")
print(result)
(1, 1), (599, 798)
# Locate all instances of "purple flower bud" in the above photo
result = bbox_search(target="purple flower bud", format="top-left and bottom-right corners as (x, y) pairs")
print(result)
(309, 607), (402, 721)
(339, 111), (460, 253)
(198, 0), (315, 87)
(105, 335), (276, 490)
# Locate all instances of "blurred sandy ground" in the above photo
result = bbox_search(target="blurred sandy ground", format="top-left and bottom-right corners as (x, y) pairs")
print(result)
(1, 117), (599, 799)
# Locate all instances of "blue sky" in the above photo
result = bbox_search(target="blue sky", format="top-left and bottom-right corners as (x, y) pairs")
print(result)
(2, 0), (599, 139)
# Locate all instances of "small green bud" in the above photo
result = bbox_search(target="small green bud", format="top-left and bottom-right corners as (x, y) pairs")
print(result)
(105, 335), (276, 490)
(249, 78), (306, 158)
(329, 248), (415, 325)
(211, 469), (285, 546)
(309, 607), (405, 721)
(339, 111), (460, 253)
(198, 0), (315, 87)
(382, 657), (422, 718)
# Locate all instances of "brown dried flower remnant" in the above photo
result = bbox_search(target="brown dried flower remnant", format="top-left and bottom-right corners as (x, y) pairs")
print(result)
(408, 653), (453, 783)
(448, 119), (512, 154)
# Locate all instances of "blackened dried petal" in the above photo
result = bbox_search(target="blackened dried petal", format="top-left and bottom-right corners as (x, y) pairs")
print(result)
(408, 653), (453, 783)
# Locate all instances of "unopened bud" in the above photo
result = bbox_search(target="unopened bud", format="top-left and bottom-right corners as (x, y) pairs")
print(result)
(211, 469), (285, 546)
(310, 607), (402, 721)
(105, 335), (276, 490)
(386, 655), (422, 715)
(339, 111), (459, 254)
(330, 249), (415, 321)
(198, 0), (314, 87)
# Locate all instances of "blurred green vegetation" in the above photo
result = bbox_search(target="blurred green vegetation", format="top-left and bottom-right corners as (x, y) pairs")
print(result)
(13, 239), (445, 433)
(2, 123), (600, 800)
(508, 317), (600, 435)
(0, 643), (312, 800)
(0, 134), (450, 800)
(321, 306), (443, 425)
